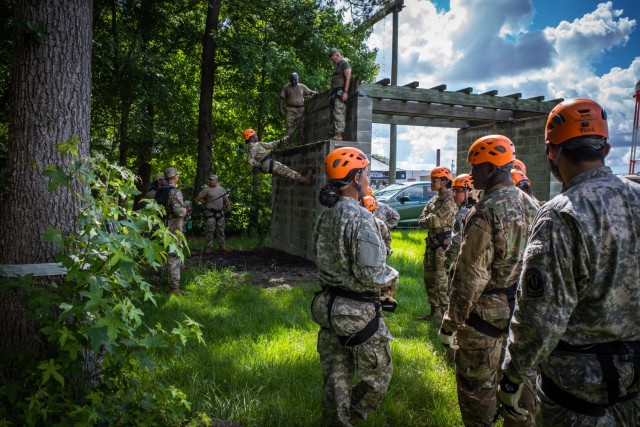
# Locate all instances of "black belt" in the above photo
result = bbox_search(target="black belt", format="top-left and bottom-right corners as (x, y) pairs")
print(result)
(325, 286), (381, 347)
(287, 105), (304, 108)
(464, 283), (517, 338)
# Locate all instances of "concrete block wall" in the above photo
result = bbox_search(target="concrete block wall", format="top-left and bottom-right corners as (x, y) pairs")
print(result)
(457, 116), (553, 202)
(271, 140), (362, 262)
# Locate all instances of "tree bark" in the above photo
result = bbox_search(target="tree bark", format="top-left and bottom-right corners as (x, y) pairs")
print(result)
(0, 0), (92, 378)
(194, 0), (222, 198)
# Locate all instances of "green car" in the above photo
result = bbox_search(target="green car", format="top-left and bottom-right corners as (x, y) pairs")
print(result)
(375, 181), (437, 228)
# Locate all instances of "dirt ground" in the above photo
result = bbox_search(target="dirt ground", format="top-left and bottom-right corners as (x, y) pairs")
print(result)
(188, 247), (319, 288)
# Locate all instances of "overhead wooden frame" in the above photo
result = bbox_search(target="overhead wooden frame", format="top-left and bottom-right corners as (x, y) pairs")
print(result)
(359, 82), (562, 128)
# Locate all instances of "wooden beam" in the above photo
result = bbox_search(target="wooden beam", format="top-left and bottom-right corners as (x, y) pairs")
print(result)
(376, 78), (391, 86)
(548, 98), (565, 104)
(505, 93), (522, 99)
(360, 83), (557, 113)
(527, 96), (545, 101)
(356, 0), (405, 30)
(456, 87), (473, 94)
(481, 90), (498, 96)
(372, 99), (514, 121)
(373, 113), (470, 128)
(403, 81), (419, 88)
(430, 84), (447, 91)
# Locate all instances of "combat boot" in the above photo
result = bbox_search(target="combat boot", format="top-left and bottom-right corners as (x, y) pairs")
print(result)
(329, 133), (343, 141)
(431, 306), (443, 320)
(304, 169), (314, 185)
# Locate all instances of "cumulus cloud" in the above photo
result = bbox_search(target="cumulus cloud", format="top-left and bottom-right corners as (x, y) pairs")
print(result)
(368, 0), (639, 174)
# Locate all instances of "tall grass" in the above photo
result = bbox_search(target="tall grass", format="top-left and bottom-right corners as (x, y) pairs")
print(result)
(141, 230), (462, 426)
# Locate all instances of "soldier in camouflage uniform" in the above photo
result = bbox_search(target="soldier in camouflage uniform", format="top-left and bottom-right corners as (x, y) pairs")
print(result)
(279, 72), (316, 143)
(368, 186), (401, 230)
(311, 147), (398, 427)
(443, 174), (476, 273)
(499, 98), (640, 426)
(144, 173), (165, 200)
(243, 128), (313, 184)
(438, 135), (539, 426)
(328, 48), (351, 141)
(196, 174), (232, 253)
(163, 167), (189, 296)
(511, 169), (540, 204)
(418, 166), (456, 321)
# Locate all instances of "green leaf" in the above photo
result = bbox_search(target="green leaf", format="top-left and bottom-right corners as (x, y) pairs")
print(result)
(41, 227), (65, 248)
(56, 135), (80, 156)
(38, 359), (64, 386)
(43, 166), (72, 191)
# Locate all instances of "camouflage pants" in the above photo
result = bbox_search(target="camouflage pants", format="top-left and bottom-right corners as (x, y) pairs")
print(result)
(167, 253), (181, 290)
(317, 328), (393, 426)
(538, 381), (640, 427)
(205, 215), (225, 249)
(330, 98), (347, 136)
(285, 106), (305, 141)
(259, 159), (305, 183)
(423, 242), (450, 310)
(455, 326), (536, 426)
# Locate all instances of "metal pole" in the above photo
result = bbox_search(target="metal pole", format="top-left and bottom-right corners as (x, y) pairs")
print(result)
(389, 2), (400, 184)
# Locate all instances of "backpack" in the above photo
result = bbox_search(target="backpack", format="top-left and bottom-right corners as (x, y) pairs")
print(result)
(154, 185), (174, 213)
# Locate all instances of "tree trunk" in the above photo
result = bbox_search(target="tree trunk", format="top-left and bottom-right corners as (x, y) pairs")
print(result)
(0, 0), (92, 379)
(194, 0), (222, 198)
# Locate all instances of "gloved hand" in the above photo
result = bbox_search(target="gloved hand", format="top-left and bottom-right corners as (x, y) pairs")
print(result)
(438, 328), (459, 350)
(444, 259), (452, 272)
(497, 374), (528, 421)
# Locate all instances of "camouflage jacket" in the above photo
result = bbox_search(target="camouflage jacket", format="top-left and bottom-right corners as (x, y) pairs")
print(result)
(504, 166), (640, 403)
(374, 202), (400, 229)
(373, 216), (392, 258)
(312, 197), (398, 338)
(442, 181), (538, 333)
(246, 139), (281, 168)
(166, 187), (187, 233)
(418, 191), (455, 232)
(444, 202), (473, 266)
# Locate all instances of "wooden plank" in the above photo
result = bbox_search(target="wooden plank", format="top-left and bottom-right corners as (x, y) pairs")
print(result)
(376, 78), (391, 85)
(430, 84), (447, 91)
(481, 90), (498, 96)
(373, 113), (470, 128)
(403, 81), (419, 88)
(372, 99), (513, 121)
(505, 93), (522, 99)
(360, 82), (557, 113)
(527, 95), (545, 101)
(456, 87), (473, 94)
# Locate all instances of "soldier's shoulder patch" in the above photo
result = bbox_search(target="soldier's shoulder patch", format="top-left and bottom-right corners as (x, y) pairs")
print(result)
(522, 268), (545, 299)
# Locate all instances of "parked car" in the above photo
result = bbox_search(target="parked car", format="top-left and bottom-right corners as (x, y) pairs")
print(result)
(375, 181), (437, 228)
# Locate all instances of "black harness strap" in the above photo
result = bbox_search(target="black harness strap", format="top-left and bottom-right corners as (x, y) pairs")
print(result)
(325, 286), (381, 347)
(464, 283), (517, 338)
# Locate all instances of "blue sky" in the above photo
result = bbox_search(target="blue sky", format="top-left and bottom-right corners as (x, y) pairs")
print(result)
(367, 0), (640, 175)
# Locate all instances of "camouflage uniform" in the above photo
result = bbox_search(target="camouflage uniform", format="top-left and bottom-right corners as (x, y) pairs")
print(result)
(374, 202), (400, 230)
(280, 82), (315, 141)
(419, 191), (456, 315)
(311, 197), (398, 426)
(330, 58), (351, 137)
(444, 201), (473, 271)
(503, 166), (640, 426)
(246, 139), (306, 183)
(441, 182), (539, 426)
(165, 186), (188, 291)
(197, 184), (230, 251)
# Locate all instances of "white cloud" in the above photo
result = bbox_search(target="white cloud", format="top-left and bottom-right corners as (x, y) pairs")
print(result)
(368, 0), (639, 175)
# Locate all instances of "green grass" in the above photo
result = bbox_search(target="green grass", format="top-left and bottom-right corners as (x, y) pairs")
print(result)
(141, 230), (462, 426)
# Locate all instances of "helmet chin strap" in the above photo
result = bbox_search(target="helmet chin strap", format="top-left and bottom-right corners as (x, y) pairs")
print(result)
(547, 144), (565, 183)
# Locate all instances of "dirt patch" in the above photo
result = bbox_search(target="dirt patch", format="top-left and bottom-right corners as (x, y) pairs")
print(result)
(188, 247), (319, 288)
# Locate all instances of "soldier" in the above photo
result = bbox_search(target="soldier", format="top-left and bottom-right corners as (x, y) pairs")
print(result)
(243, 128), (313, 184)
(311, 147), (398, 426)
(279, 72), (316, 143)
(443, 174), (476, 274)
(511, 169), (539, 204)
(498, 98), (640, 425)
(196, 174), (232, 253)
(417, 166), (456, 321)
(162, 167), (190, 296)
(328, 48), (351, 141)
(368, 187), (401, 230)
(513, 159), (527, 174)
(438, 135), (539, 426)
(144, 173), (165, 200)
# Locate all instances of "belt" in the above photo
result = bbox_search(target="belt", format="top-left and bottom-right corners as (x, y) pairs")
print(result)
(287, 105), (304, 108)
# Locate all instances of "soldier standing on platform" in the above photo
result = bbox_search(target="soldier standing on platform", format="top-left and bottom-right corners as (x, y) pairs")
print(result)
(279, 72), (316, 143)
(328, 48), (351, 141)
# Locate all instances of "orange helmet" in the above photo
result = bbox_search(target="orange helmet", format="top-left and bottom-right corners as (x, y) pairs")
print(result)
(243, 128), (256, 141)
(366, 186), (373, 196)
(511, 169), (530, 186)
(362, 196), (377, 211)
(452, 173), (473, 189)
(467, 135), (515, 167)
(430, 166), (452, 180)
(324, 147), (370, 180)
(545, 98), (608, 145)
(513, 159), (527, 174)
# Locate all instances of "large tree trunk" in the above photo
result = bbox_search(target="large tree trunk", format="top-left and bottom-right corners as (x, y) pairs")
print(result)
(194, 0), (222, 198)
(0, 0), (92, 379)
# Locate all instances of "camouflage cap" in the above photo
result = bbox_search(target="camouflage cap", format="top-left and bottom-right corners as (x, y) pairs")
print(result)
(209, 174), (218, 181)
(328, 48), (339, 58)
(153, 173), (164, 182)
(164, 167), (179, 179)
